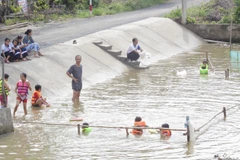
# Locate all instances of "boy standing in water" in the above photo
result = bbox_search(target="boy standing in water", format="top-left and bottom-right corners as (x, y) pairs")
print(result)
(13, 73), (32, 116)
(66, 55), (82, 104)
(31, 84), (50, 107)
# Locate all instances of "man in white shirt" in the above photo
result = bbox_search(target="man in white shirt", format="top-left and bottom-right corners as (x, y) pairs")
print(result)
(127, 38), (143, 61)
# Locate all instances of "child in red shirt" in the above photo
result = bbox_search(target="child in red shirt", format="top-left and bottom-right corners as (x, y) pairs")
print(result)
(31, 84), (50, 107)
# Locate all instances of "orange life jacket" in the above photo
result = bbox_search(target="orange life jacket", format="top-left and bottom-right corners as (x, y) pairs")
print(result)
(31, 91), (42, 104)
(131, 121), (147, 135)
(161, 129), (171, 136)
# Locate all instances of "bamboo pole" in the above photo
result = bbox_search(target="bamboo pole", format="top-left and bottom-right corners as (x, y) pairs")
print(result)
(206, 50), (209, 62)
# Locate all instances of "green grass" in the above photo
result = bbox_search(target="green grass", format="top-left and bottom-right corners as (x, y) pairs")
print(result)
(4, 0), (168, 25)
(164, 0), (236, 24)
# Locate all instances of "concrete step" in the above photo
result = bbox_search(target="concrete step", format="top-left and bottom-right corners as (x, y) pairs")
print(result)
(117, 56), (128, 62)
(92, 41), (103, 45)
(98, 44), (112, 50)
(106, 49), (122, 56)
(117, 56), (144, 69)
(126, 61), (140, 68)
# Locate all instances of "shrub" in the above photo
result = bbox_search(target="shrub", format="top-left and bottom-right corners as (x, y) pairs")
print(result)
(187, 16), (196, 24)
(165, 8), (182, 19)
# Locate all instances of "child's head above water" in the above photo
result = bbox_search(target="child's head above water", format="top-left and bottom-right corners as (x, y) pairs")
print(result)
(35, 84), (42, 91)
(162, 123), (170, 129)
(82, 122), (89, 129)
(203, 60), (208, 64)
(135, 116), (142, 122)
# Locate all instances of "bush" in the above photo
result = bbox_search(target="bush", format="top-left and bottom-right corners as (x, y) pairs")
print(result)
(5, 19), (16, 25)
(164, 8), (182, 19)
(34, 0), (49, 11)
(187, 16), (196, 24)
(219, 15), (231, 24)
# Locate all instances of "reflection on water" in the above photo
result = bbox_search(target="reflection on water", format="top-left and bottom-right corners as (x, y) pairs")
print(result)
(1, 44), (240, 160)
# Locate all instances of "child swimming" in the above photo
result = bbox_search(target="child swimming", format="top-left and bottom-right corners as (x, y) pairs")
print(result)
(160, 123), (172, 137)
(82, 122), (92, 135)
(131, 116), (148, 135)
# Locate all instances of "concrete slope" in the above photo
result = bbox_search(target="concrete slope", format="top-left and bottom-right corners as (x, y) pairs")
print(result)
(0, 0), (211, 48)
(89, 18), (203, 62)
(4, 17), (203, 107)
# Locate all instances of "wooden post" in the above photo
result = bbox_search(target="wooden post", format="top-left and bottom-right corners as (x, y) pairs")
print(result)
(225, 69), (229, 79)
(181, 0), (187, 24)
(206, 50), (209, 62)
(1, 57), (6, 108)
(187, 125), (190, 142)
(223, 107), (226, 119)
(230, 14), (233, 51)
(159, 129), (161, 138)
(77, 124), (81, 135)
(126, 128), (129, 136)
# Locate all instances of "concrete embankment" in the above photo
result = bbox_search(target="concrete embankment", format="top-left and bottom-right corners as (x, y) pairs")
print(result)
(183, 24), (240, 43)
(4, 17), (203, 107)
(0, 108), (14, 135)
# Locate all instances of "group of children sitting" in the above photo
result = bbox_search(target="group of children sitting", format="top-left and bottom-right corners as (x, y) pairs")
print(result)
(1, 29), (43, 63)
(1, 36), (30, 62)
(80, 116), (171, 137)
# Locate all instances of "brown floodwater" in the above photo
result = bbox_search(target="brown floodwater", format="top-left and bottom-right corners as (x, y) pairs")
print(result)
(0, 44), (240, 160)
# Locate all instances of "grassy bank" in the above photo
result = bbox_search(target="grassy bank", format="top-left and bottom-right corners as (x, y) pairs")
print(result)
(165, 0), (239, 24)
(5, 0), (168, 25)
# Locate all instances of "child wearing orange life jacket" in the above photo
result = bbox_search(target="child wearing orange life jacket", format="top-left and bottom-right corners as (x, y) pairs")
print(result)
(161, 123), (172, 137)
(31, 84), (50, 107)
(131, 116), (148, 135)
(13, 73), (32, 117)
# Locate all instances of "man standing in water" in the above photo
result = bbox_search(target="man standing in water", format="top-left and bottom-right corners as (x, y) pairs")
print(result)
(67, 55), (82, 104)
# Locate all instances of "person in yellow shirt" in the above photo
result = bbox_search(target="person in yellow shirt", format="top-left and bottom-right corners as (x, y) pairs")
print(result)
(31, 84), (50, 107)
(0, 74), (10, 108)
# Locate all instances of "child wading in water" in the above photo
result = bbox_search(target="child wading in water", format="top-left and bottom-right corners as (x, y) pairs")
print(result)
(131, 116), (148, 135)
(31, 84), (50, 107)
(160, 123), (172, 137)
(13, 73), (32, 117)
(201, 60), (208, 69)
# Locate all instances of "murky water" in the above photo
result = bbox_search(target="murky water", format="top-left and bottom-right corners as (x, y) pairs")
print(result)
(1, 44), (240, 160)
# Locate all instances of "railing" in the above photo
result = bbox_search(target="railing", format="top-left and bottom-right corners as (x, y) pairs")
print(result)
(17, 105), (239, 143)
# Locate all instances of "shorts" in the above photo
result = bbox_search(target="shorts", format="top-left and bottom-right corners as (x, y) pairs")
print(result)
(72, 81), (82, 92)
(17, 96), (28, 103)
(0, 95), (8, 104)
(127, 51), (140, 61)
(1, 51), (14, 62)
(32, 104), (40, 107)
